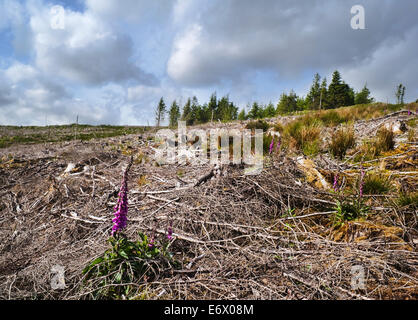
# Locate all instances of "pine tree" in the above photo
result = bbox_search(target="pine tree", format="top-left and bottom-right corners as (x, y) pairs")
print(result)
(327, 71), (342, 108)
(208, 92), (218, 122)
(355, 84), (374, 105)
(199, 103), (210, 123)
(327, 71), (354, 108)
(297, 96), (308, 111)
(228, 101), (238, 121)
(306, 73), (321, 110)
(181, 98), (193, 126)
(263, 102), (276, 118)
(155, 97), (166, 127)
(217, 95), (238, 121)
(248, 102), (262, 119)
(319, 77), (328, 109)
(395, 84), (406, 105)
(345, 84), (355, 106)
(238, 108), (247, 121)
(168, 100), (180, 127)
(277, 90), (298, 114)
(190, 96), (201, 124)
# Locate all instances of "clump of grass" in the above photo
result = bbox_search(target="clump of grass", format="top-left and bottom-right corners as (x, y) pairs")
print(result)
(374, 127), (395, 152)
(245, 120), (270, 132)
(272, 122), (284, 132)
(362, 172), (392, 195)
(354, 126), (396, 161)
(397, 192), (418, 208)
(282, 118), (322, 156)
(134, 151), (148, 164)
(316, 110), (348, 126)
(408, 128), (416, 142)
(137, 175), (149, 187)
(328, 126), (356, 160)
(263, 133), (273, 155)
(353, 141), (379, 161)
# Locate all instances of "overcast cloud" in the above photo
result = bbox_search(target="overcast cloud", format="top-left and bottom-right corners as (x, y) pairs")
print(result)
(0, 0), (417, 125)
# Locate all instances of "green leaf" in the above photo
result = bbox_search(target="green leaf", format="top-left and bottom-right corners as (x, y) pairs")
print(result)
(119, 250), (129, 259)
(90, 256), (104, 266)
(83, 256), (104, 274)
(114, 272), (122, 283)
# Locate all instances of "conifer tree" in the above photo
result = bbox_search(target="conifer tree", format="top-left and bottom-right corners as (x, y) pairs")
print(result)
(168, 100), (180, 127)
(263, 102), (276, 118)
(327, 71), (354, 108)
(238, 108), (247, 121)
(276, 90), (298, 114)
(395, 84), (406, 105)
(319, 77), (328, 109)
(181, 98), (193, 126)
(208, 92), (218, 122)
(306, 73), (321, 109)
(155, 97), (166, 127)
(248, 102), (262, 119)
(355, 84), (374, 105)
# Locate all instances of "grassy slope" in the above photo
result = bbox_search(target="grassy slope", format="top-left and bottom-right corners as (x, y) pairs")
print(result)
(0, 124), (152, 148)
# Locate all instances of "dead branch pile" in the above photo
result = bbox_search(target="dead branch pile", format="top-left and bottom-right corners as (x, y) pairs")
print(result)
(0, 138), (416, 300)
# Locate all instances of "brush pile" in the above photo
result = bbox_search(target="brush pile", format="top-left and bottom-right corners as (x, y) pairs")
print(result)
(0, 111), (417, 300)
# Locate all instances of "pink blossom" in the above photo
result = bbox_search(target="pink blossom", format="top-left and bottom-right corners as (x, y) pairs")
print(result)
(333, 173), (339, 192)
(269, 137), (275, 154)
(111, 161), (132, 236)
(276, 139), (281, 153)
(167, 220), (173, 240)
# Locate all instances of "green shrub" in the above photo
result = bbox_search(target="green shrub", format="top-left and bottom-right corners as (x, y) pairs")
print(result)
(82, 233), (177, 299)
(329, 127), (356, 159)
(333, 199), (369, 226)
(283, 119), (322, 156)
(302, 140), (321, 156)
(362, 173), (392, 195)
(245, 120), (270, 132)
(397, 192), (418, 208)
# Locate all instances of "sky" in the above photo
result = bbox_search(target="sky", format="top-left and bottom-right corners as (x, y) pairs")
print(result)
(0, 0), (417, 126)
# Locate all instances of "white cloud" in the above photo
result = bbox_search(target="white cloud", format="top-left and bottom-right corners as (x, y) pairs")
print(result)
(166, 0), (418, 92)
(28, 2), (157, 86)
(342, 26), (418, 102)
(167, 24), (203, 84)
(1, 0), (418, 126)
(86, 0), (173, 24)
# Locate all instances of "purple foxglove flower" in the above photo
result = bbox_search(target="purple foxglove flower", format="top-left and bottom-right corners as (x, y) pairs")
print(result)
(148, 229), (155, 248)
(276, 139), (281, 153)
(333, 173), (339, 192)
(167, 221), (173, 240)
(269, 137), (275, 155)
(111, 160), (132, 236)
(408, 109), (411, 116)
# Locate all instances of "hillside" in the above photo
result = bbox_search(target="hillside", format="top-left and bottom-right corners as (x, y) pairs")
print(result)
(0, 103), (417, 300)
